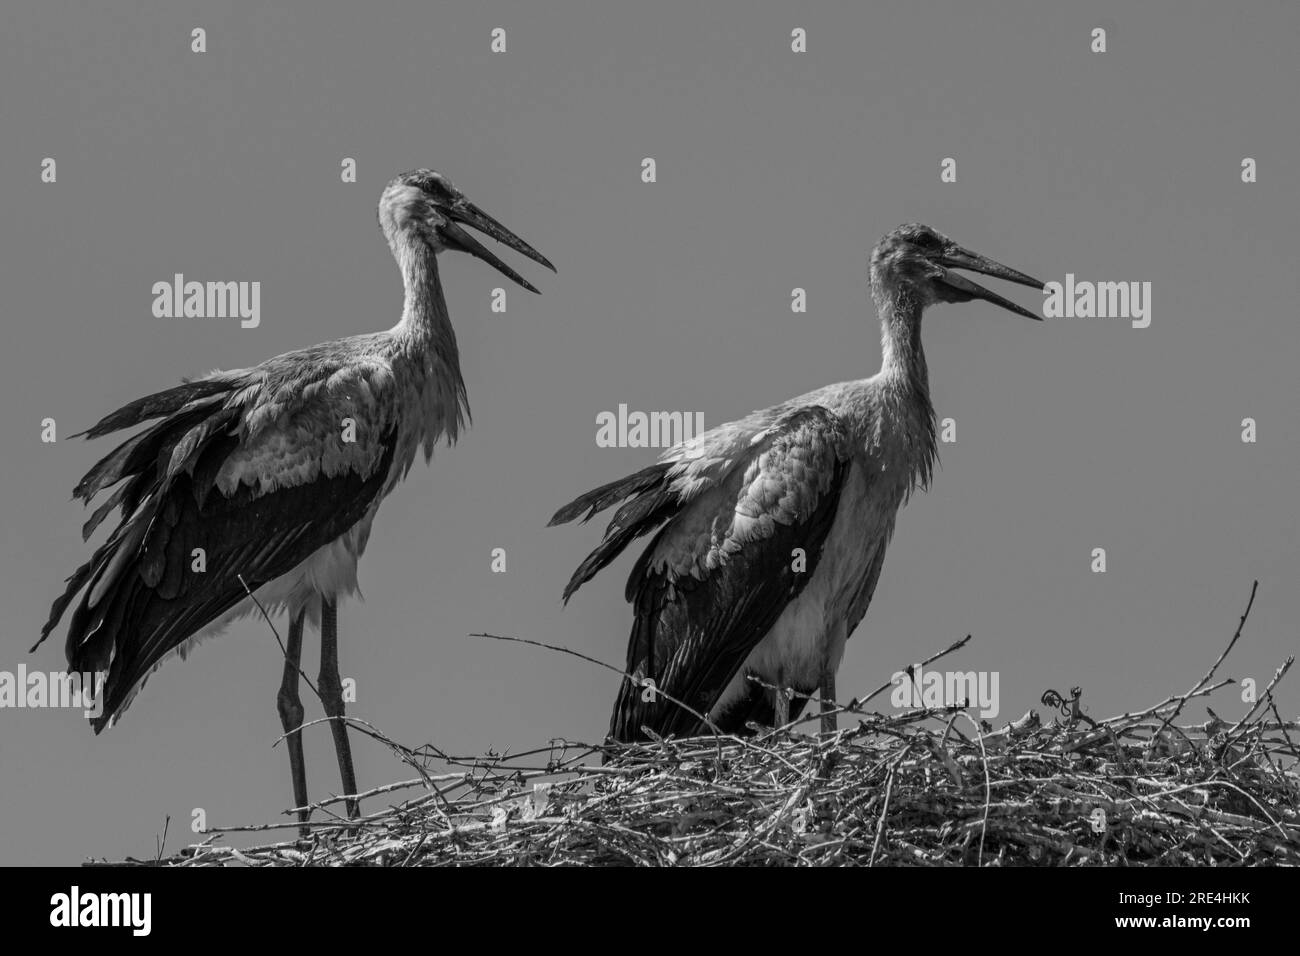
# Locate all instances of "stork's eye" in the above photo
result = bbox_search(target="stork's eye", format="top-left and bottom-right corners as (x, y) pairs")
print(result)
(419, 176), (455, 202)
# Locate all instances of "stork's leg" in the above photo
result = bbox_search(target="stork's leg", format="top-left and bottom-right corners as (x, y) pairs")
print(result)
(318, 598), (360, 820)
(276, 608), (310, 837)
(773, 685), (790, 731)
(820, 669), (837, 735)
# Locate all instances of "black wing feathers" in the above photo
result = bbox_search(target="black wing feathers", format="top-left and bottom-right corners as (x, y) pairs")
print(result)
(36, 390), (241, 654)
(610, 450), (848, 740)
(549, 462), (678, 602)
(40, 375), (400, 732)
(75, 378), (233, 440)
(549, 461), (673, 527)
(71, 427), (398, 732)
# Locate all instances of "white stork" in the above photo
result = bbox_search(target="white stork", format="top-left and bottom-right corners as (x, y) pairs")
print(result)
(35, 168), (553, 827)
(551, 224), (1042, 742)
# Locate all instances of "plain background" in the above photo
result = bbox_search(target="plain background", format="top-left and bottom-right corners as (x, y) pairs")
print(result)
(1, 1), (1296, 865)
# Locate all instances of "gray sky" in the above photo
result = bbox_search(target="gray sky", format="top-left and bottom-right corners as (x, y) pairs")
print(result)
(1, 0), (1296, 865)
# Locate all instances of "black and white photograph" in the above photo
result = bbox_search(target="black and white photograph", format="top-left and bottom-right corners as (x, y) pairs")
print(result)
(1, 0), (1296, 936)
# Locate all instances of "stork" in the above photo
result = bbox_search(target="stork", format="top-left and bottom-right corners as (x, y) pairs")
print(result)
(35, 168), (553, 830)
(551, 224), (1042, 742)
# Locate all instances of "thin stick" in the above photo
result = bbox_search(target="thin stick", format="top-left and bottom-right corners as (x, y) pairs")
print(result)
(1150, 580), (1256, 746)
(470, 631), (725, 737)
(237, 573), (321, 703)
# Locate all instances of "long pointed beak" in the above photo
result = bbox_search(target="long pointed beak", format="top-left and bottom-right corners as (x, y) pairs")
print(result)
(439, 200), (555, 294)
(938, 247), (1044, 321)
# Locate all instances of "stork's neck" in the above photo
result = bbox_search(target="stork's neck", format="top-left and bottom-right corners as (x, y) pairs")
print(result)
(391, 238), (471, 444)
(394, 241), (458, 355)
(874, 286), (937, 493)
(877, 287), (929, 394)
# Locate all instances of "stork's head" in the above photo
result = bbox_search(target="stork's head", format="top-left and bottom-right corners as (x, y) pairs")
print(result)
(379, 168), (555, 293)
(870, 223), (1043, 320)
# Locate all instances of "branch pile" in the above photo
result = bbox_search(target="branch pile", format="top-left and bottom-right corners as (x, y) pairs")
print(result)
(98, 584), (1299, 867)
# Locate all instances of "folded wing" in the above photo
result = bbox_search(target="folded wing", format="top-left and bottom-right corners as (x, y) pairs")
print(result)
(38, 355), (400, 732)
(551, 405), (851, 741)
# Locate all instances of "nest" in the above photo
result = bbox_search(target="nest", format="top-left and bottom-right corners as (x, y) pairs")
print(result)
(98, 584), (1299, 867)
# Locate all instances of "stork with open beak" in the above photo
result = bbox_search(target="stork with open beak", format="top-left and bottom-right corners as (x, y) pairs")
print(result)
(551, 223), (1042, 742)
(37, 168), (554, 831)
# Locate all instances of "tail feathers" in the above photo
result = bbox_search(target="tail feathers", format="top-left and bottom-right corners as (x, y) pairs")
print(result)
(68, 527), (167, 734)
(74, 396), (235, 501)
(553, 463), (681, 603)
(72, 381), (241, 552)
(607, 607), (672, 740)
(548, 462), (671, 527)
(82, 484), (130, 541)
(75, 378), (233, 441)
(31, 533), (121, 653)
(76, 415), (182, 503)
(39, 380), (240, 669)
